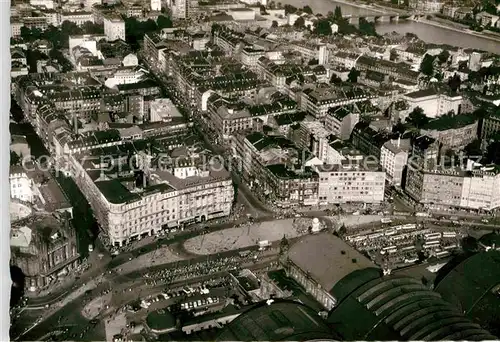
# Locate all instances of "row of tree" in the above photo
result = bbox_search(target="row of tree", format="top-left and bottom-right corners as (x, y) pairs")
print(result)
(289, 6), (378, 37)
(17, 15), (173, 52)
(125, 16), (173, 50)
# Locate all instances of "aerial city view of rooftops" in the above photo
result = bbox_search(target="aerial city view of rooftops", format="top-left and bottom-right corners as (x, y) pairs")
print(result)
(7, 0), (500, 339)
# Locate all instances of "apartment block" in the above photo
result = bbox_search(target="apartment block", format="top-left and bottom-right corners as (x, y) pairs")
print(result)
(316, 159), (385, 204)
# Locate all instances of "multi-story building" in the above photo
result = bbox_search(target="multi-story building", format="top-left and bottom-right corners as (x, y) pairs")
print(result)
(350, 121), (393, 160)
(205, 93), (296, 139)
(212, 26), (245, 56)
(30, 0), (55, 9)
(289, 42), (329, 65)
(409, 0), (444, 12)
(172, 0), (187, 19)
(240, 48), (266, 70)
(294, 121), (337, 164)
(330, 51), (362, 69)
(151, 0), (161, 11)
(60, 11), (94, 26)
(69, 149), (234, 247)
(481, 112), (500, 140)
(421, 114), (478, 150)
(10, 213), (80, 290)
(233, 131), (319, 206)
(301, 85), (375, 119)
(104, 14), (125, 41)
(149, 98), (182, 122)
(323, 106), (360, 141)
(316, 159), (385, 204)
(405, 165), (500, 211)
(475, 12), (499, 27)
(380, 138), (411, 187)
(403, 89), (462, 119)
(356, 56), (420, 83)
(10, 167), (34, 203)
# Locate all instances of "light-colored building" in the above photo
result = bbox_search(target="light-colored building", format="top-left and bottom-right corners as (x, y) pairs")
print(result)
(60, 11), (94, 26)
(405, 165), (500, 211)
(301, 86), (375, 119)
(149, 98), (182, 122)
(316, 159), (385, 205)
(151, 0), (162, 11)
(475, 11), (499, 27)
(10, 168), (34, 204)
(30, 0), (55, 8)
(70, 152), (234, 247)
(403, 89), (462, 119)
(294, 121), (337, 164)
(104, 15), (125, 41)
(380, 138), (410, 187)
(460, 168), (500, 210)
(172, 0), (187, 19)
(323, 107), (360, 141)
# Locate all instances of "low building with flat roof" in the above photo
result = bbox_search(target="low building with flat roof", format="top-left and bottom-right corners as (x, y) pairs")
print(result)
(216, 299), (339, 341)
(283, 232), (378, 310)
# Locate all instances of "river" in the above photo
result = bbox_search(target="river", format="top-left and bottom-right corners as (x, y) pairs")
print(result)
(280, 0), (500, 54)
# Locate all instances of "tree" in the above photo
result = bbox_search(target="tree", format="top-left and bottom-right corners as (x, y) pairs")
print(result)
(20, 26), (32, 41)
(82, 21), (104, 34)
(419, 54), (435, 76)
(406, 107), (429, 128)
(358, 17), (377, 36)
(302, 5), (313, 14)
(485, 134), (500, 165)
(334, 6), (343, 20)
(308, 58), (319, 65)
(284, 4), (297, 14)
(10, 152), (21, 166)
(464, 139), (482, 157)
(156, 15), (173, 29)
(271, 20), (278, 28)
(293, 16), (305, 28)
(347, 68), (360, 83)
(260, 4), (267, 14)
(392, 119), (406, 134)
(437, 49), (450, 64)
(330, 73), (342, 84)
(447, 73), (461, 92)
(314, 19), (332, 36)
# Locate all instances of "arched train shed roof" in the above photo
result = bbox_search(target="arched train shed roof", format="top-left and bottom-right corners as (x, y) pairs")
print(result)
(328, 269), (497, 341)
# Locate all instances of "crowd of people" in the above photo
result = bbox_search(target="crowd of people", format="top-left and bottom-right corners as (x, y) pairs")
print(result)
(142, 255), (246, 287)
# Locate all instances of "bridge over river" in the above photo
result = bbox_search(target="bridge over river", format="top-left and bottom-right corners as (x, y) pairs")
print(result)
(342, 11), (425, 24)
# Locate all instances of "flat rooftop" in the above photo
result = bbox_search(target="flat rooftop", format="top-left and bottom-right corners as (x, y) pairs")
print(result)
(288, 232), (377, 292)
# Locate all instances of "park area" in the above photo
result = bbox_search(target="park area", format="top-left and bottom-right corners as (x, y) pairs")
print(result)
(183, 218), (314, 255)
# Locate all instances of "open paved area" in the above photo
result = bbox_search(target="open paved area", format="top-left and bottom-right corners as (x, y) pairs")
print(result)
(330, 215), (383, 229)
(183, 218), (313, 255)
(113, 245), (185, 274)
(104, 312), (127, 342)
(82, 293), (112, 319)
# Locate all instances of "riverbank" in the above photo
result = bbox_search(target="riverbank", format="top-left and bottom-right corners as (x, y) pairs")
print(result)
(278, 0), (381, 16)
(415, 18), (500, 44)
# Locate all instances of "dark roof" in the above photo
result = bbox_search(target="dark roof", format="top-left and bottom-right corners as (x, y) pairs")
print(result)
(216, 299), (338, 341)
(405, 88), (438, 99)
(422, 113), (478, 131)
(95, 179), (140, 204)
(327, 269), (497, 341)
(434, 251), (500, 337)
